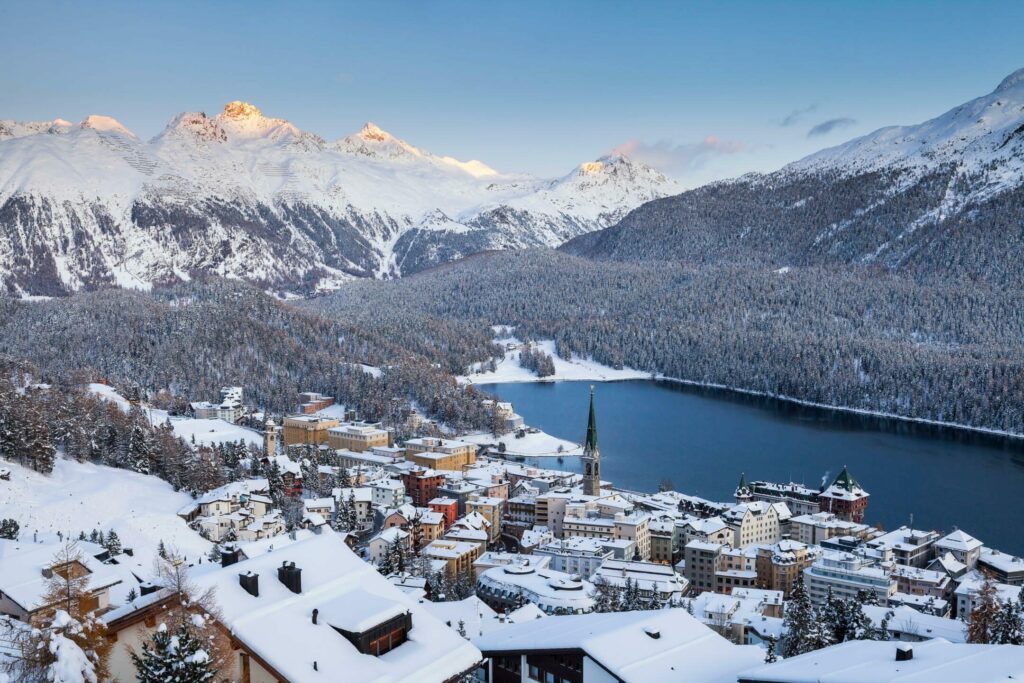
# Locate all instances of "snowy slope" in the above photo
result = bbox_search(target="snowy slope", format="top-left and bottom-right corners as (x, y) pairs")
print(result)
(0, 458), (210, 564)
(0, 101), (679, 295)
(565, 68), (1024, 284)
(789, 67), (1024, 198)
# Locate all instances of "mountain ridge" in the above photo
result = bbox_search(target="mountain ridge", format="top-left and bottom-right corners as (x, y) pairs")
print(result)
(0, 101), (679, 296)
(562, 68), (1024, 286)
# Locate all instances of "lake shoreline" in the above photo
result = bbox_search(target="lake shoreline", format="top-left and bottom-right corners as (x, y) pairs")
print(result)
(482, 373), (1024, 445)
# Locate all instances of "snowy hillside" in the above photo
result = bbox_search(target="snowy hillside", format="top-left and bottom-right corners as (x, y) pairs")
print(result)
(790, 67), (1024, 197)
(0, 101), (679, 296)
(0, 458), (210, 564)
(564, 68), (1024, 286)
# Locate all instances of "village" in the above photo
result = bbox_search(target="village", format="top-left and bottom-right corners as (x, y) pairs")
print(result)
(1, 383), (1023, 683)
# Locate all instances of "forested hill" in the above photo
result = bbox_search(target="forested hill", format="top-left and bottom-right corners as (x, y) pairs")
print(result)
(0, 280), (497, 431)
(563, 69), (1024, 287)
(307, 250), (1024, 435)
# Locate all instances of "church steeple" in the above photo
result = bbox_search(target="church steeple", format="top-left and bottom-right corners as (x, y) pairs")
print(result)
(584, 386), (598, 453)
(582, 386), (601, 497)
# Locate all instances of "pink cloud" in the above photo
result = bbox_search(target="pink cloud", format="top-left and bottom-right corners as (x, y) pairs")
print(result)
(611, 135), (746, 172)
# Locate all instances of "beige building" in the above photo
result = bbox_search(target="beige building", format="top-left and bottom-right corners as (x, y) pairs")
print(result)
(755, 540), (821, 598)
(422, 539), (482, 576)
(466, 494), (504, 543)
(282, 414), (340, 446)
(723, 502), (789, 548)
(404, 437), (477, 471)
(327, 423), (390, 452)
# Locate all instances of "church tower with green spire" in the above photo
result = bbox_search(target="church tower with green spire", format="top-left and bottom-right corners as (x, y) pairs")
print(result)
(582, 386), (601, 496)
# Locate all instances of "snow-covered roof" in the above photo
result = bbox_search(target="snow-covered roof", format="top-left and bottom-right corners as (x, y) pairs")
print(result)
(0, 539), (123, 613)
(862, 605), (965, 643)
(738, 638), (1024, 682)
(935, 529), (983, 553)
(475, 608), (763, 683)
(192, 531), (480, 682)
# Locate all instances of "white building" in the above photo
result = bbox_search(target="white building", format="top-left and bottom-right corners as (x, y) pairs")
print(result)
(475, 609), (764, 683)
(803, 550), (896, 605)
(477, 564), (597, 615)
(190, 386), (246, 423)
(535, 537), (613, 578)
(737, 638), (1024, 683)
(592, 559), (689, 603)
(723, 502), (790, 548)
(371, 478), (406, 509)
(934, 529), (983, 570)
(188, 531), (481, 682)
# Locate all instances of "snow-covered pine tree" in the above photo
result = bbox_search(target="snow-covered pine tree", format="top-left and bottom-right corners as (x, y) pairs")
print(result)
(991, 597), (1024, 645)
(104, 530), (122, 556)
(266, 458), (285, 509)
(782, 577), (818, 657)
(764, 636), (778, 664)
(132, 622), (216, 682)
(337, 466), (352, 489)
(0, 517), (19, 540)
(376, 546), (395, 577)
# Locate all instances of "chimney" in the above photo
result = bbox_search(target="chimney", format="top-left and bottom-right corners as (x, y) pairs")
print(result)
(895, 644), (913, 662)
(221, 546), (241, 568)
(312, 608), (319, 625)
(278, 561), (302, 594)
(239, 571), (259, 597)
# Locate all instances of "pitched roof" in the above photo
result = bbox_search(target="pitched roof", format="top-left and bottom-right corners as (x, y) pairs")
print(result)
(475, 609), (762, 683)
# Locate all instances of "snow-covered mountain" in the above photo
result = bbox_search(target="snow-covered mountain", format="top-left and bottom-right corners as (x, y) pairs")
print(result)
(565, 68), (1024, 286)
(0, 101), (679, 295)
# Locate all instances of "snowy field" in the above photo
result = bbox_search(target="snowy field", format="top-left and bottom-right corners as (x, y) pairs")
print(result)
(0, 458), (210, 565)
(88, 383), (263, 448)
(460, 429), (582, 458)
(460, 334), (649, 385)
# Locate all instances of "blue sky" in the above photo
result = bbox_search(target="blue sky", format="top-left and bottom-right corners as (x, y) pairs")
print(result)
(1, 0), (1022, 185)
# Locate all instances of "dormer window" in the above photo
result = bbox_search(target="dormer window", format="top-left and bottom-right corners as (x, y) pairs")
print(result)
(319, 591), (412, 657)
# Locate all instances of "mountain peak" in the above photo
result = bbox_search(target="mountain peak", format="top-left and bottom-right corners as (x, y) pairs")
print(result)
(357, 122), (392, 142)
(79, 115), (136, 138)
(995, 67), (1024, 93)
(222, 101), (264, 120)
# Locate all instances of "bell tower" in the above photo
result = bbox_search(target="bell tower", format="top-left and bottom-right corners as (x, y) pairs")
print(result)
(581, 386), (601, 497)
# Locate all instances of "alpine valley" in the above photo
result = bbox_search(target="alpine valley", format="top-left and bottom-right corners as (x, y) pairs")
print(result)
(0, 100), (678, 295)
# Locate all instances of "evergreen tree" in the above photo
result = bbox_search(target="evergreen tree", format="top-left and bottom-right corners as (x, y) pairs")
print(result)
(131, 622), (216, 682)
(104, 530), (122, 556)
(0, 517), (19, 540)
(266, 458), (285, 509)
(764, 636), (778, 664)
(782, 577), (827, 657)
(991, 598), (1024, 645)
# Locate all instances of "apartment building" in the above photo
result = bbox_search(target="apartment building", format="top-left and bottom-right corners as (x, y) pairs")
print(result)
(404, 437), (477, 471)
(327, 423), (390, 452)
(282, 414), (341, 446)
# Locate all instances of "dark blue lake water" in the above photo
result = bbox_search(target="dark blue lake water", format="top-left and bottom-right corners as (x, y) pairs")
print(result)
(478, 380), (1024, 556)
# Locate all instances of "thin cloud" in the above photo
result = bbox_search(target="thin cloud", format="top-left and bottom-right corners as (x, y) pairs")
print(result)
(611, 136), (746, 173)
(781, 104), (817, 127)
(807, 117), (857, 137)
